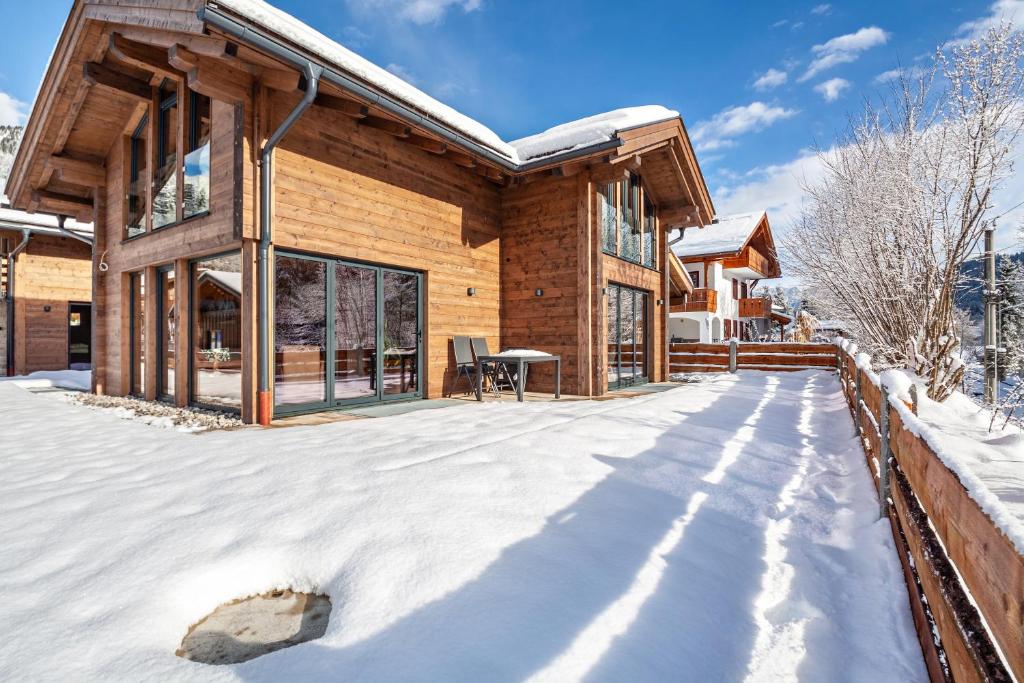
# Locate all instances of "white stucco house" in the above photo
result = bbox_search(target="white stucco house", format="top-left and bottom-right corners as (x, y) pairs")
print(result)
(668, 211), (787, 343)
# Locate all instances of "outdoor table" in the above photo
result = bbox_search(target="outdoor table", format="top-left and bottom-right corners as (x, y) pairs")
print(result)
(474, 353), (561, 402)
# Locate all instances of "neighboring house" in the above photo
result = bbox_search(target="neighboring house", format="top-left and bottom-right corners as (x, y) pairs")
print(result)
(668, 211), (783, 342)
(5, 0), (715, 424)
(0, 200), (93, 376)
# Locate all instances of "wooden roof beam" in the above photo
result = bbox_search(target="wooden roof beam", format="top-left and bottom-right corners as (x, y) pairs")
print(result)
(31, 190), (92, 222)
(659, 201), (701, 229)
(109, 33), (182, 79)
(83, 62), (151, 101)
(444, 149), (476, 168)
(359, 116), (412, 138)
(170, 45), (251, 103)
(314, 93), (368, 118)
(408, 134), (447, 155)
(475, 164), (505, 184)
(47, 156), (105, 188)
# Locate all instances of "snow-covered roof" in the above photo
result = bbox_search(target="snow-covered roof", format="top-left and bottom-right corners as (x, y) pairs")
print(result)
(816, 319), (847, 331)
(198, 269), (242, 296)
(0, 196), (93, 237)
(214, 0), (679, 165)
(672, 211), (766, 259)
(509, 106), (679, 163)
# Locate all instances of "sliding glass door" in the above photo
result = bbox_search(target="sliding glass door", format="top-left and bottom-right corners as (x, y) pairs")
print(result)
(607, 283), (650, 390)
(274, 253), (421, 415)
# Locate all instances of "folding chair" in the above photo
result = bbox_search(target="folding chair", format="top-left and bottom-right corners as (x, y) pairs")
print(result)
(471, 337), (516, 395)
(448, 336), (479, 396)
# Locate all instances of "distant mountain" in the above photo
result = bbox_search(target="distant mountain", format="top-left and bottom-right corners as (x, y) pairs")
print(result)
(958, 252), (1024, 322)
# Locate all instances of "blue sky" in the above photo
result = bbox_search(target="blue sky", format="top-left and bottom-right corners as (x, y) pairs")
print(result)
(1, 0), (1022, 249)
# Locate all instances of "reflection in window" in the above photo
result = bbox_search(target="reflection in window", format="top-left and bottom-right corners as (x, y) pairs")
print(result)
(274, 255), (327, 409)
(599, 182), (617, 254)
(126, 116), (148, 238)
(184, 92), (211, 219)
(153, 83), (178, 229)
(382, 270), (418, 396)
(130, 272), (145, 396)
(335, 264), (376, 401)
(620, 173), (641, 263)
(192, 253), (242, 410)
(643, 194), (656, 268)
(158, 268), (175, 401)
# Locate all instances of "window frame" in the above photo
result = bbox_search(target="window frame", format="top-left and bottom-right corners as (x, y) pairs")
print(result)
(596, 171), (659, 272)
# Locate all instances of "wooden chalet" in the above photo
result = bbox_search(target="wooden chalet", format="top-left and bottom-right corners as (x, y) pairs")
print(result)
(669, 211), (784, 342)
(0, 202), (93, 376)
(5, 0), (714, 424)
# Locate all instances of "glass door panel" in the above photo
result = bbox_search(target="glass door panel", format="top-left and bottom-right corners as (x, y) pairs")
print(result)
(634, 290), (648, 381)
(607, 284), (620, 386)
(620, 288), (636, 384)
(274, 255), (328, 409)
(607, 284), (649, 390)
(158, 268), (175, 401)
(334, 263), (377, 402)
(381, 270), (419, 397)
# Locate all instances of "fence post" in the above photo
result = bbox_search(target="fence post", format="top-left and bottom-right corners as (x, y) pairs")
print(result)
(854, 366), (863, 436)
(878, 383), (891, 518)
(728, 339), (737, 373)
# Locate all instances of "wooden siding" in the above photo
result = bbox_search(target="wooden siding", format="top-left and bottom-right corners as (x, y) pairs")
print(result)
(501, 173), (581, 393)
(271, 93), (503, 399)
(3, 230), (92, 375)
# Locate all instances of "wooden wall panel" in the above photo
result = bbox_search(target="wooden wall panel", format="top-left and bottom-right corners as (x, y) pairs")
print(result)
(501, 174), (580, 394)
(271, 95), (502, 399)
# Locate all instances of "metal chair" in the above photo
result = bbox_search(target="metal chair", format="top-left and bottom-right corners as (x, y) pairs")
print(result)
(448, 336), (478, 396)
(471, 337), (515, 395)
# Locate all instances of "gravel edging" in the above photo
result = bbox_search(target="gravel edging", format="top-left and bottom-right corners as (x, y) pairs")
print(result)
(67, 393), (244, 432)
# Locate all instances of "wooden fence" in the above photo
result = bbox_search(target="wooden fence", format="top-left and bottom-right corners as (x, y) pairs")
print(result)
(836, 344), (1022, 683)
(669, 341), (837, 374)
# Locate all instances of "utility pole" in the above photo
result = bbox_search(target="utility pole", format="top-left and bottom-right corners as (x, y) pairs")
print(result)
(984, 225), (998, 404)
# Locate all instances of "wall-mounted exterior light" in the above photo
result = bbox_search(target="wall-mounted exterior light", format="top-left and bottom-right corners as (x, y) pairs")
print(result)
(656, 298), (664, 306)
(467, 287), (476, 297)
(535, 288), (544, 297)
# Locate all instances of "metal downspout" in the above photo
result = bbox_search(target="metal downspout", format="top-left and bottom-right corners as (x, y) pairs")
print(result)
(257, 64), (322, 425)
(5, 228), (31, 377)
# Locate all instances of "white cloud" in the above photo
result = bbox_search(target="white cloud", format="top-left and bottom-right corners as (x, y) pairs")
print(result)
(772, 19), (789, 28)
(873, 65), (927, 84)
(692, 102), (799, 152)
(955, 0), (1024, 42)
(810, 4), (832, 15)
(814, 77), (850, 102)
(754, 68), (788, 91)
(799, 26), (890, 81)
(385, 63), (419, 85)
(713, 150), (826, 234)
(346, 0), (482, 24)
(0, 92), (27, 126)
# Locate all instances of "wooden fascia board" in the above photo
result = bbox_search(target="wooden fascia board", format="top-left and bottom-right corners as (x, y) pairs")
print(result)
(675, 118), (715, 220)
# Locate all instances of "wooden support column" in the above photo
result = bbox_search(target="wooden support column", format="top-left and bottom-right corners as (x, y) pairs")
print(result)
(174, 258), (189, 407)
(576, 171), (593, 396)
(240, 238), (258, 423)
(119, 272), (132, 396)
(90, 191), (105, 395)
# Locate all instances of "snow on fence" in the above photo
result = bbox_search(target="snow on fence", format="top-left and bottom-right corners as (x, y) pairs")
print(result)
(836, 342), (1023, 683)
(669, 341), (836, 374)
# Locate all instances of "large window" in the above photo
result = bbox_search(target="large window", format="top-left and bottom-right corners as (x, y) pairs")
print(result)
(274, 252), (422, 415)
(126, 116), (148, 238)
(192, 253), (242, 411)
(598, 172), (657, 269)
(124, 83), (211, 238)
(607, 283), (649, 389)
(129, 272), (145, 396)
(153, 83), (178, 229)
(184, 92), (211, 219)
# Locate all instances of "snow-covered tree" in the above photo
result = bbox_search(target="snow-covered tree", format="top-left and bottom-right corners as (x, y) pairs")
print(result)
(783, 23), (1024, 400)
(792, 310), (818, 342)
(998, 255), (1024, 377)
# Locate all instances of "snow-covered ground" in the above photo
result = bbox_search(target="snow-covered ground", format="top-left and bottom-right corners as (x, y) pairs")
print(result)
(0, 371), (925, 681)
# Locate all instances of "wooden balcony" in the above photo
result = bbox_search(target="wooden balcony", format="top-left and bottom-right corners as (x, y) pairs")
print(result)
(738, 297), (770, 318)
(723, 246), (776, 277)
(671, 288), (717, 313)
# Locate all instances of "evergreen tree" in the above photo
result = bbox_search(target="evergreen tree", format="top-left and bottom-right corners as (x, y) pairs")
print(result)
(998, 255), (1024, 378)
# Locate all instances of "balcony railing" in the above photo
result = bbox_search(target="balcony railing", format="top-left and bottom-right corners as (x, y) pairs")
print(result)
(738, 296), (770, 318)
(671, 288), (717, 313)
(723, 246), (774, 277)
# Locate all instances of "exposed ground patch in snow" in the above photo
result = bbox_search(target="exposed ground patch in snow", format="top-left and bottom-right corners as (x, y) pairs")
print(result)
(0, 372), (924, 681)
